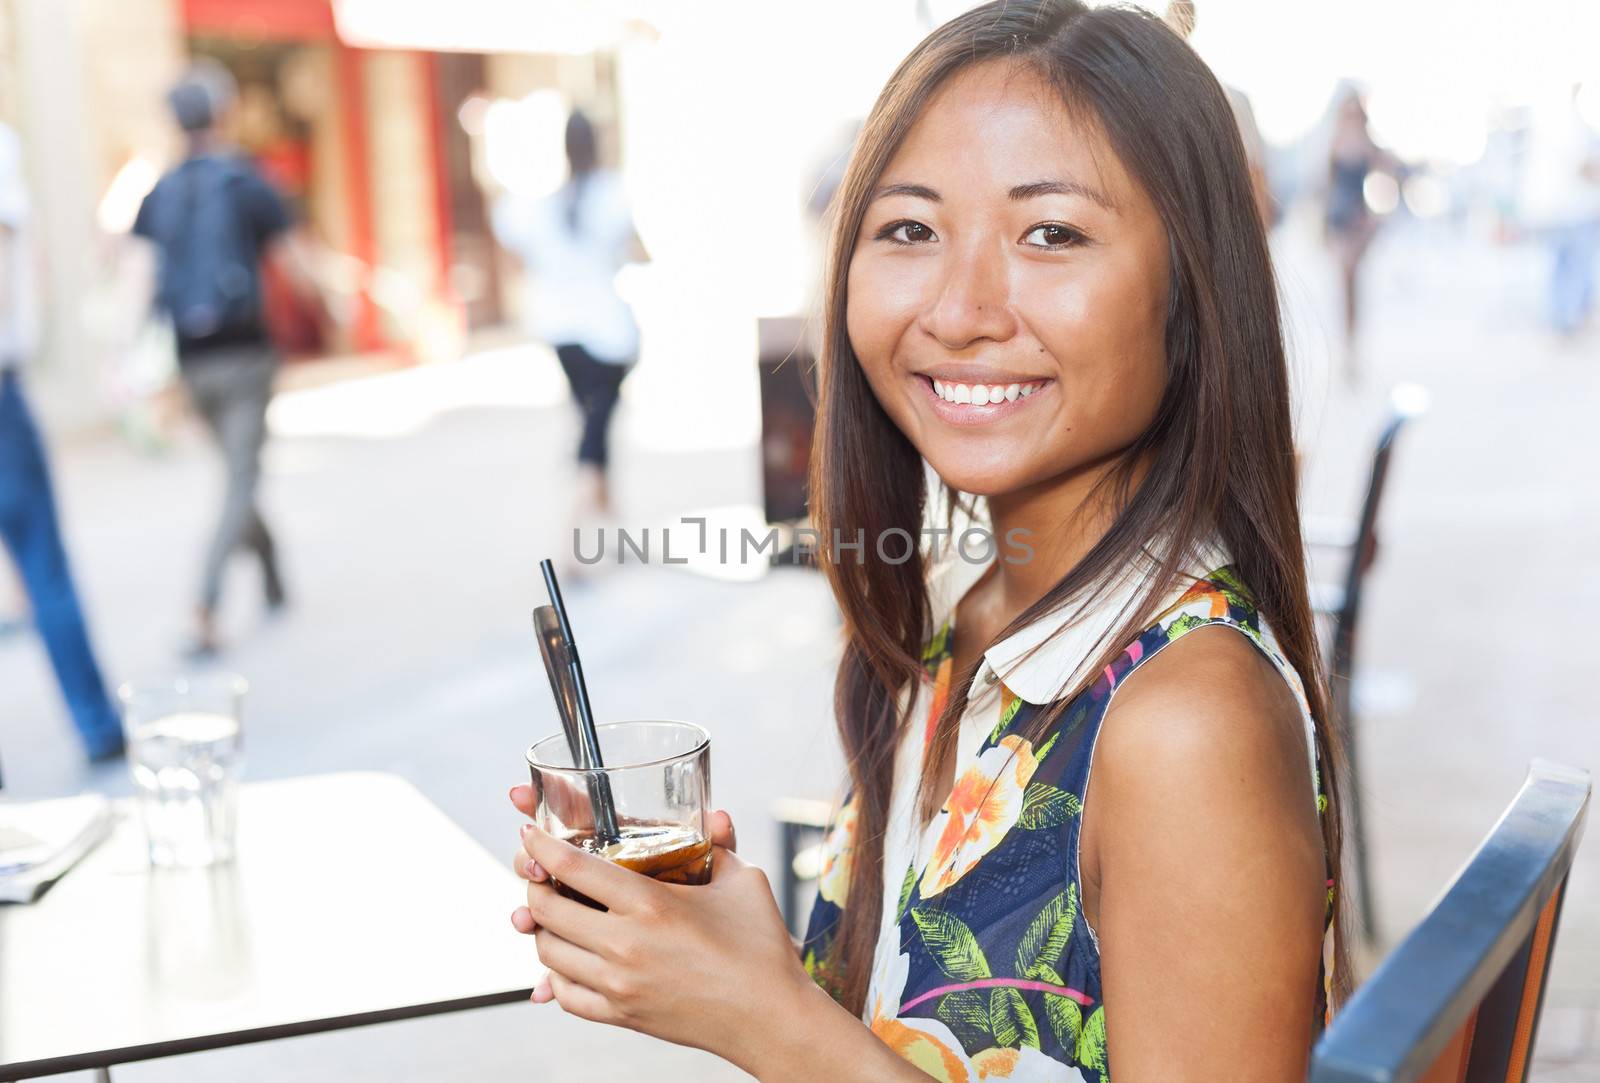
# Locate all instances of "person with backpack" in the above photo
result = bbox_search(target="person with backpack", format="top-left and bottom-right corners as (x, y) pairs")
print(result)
(132, 61), (321, 656)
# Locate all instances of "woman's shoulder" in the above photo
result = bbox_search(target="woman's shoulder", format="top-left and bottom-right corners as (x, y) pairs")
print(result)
(1091, 598), (1318, 847)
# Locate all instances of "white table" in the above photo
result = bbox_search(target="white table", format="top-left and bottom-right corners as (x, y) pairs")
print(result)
(0, 772), (540, 1079)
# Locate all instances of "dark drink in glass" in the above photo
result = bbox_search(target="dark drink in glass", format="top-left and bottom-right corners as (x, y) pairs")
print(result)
(526, 721), (713, 905)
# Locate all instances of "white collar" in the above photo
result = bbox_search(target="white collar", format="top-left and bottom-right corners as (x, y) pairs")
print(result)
(925, 537), (1233, 704)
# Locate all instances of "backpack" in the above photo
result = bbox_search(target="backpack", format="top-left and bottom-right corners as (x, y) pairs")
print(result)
(150, 156), (262, 341)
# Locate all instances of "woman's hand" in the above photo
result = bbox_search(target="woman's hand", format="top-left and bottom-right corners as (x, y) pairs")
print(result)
(505, 788), (805, 1069)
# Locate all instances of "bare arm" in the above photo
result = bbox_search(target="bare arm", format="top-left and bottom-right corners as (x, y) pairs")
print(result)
(1090, 625), (1326, 1081)
(264, 229), (329, 322)
(742, 981), (952, 1083)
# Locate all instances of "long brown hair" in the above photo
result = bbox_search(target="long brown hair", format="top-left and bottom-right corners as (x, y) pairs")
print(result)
(806, 0), (1349, 1019)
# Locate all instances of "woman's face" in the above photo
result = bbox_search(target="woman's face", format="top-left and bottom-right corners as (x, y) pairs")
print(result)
(847, 60), (1171, 498)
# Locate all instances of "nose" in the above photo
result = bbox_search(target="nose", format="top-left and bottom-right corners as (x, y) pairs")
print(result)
(918, 239), (1017, 351)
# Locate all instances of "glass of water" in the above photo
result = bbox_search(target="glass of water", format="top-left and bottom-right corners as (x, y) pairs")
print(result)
(117, 674), (247, 868)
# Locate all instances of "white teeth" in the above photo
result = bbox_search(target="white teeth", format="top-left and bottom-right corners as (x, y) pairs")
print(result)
(932, 379), (1045, 405)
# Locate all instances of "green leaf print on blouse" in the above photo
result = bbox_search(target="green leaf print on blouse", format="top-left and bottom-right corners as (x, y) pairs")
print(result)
(990, 986), (1041, 1049)
(1076, 1006), (1108, 1072)
(896, 862), (917, 923)
(1044, 994), (1083, 1050)
(1016, 883), (1079, 983)
(907, 908), (1045, 1052)
(988, 691), (1025, 744)
(934, 988), (990, 1033)
(911, 909), (992, 982)
(904, 890), (1097, 1061)
(1165, 612), (1208, 641)
(1017, 782), (1083, 830)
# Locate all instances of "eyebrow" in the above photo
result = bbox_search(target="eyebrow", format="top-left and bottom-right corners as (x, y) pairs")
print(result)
(870, 178), (1117, 212)
(1008, 179), (1117, 211)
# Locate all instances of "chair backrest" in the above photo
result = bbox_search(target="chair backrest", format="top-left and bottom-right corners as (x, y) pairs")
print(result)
(1310, 760), (1592, 1083)
(1330, 409), (1411, 686)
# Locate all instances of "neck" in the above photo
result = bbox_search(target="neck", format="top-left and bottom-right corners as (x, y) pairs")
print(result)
(983, 450), (1150, 622)
(186, 131), (221, 157)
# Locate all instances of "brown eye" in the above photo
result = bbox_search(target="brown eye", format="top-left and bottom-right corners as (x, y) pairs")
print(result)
(877, 220), (936, 245)
(1023, 223), (1084, 248)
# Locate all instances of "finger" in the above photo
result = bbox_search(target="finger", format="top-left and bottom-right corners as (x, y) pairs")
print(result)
(708, 809), (737, 852)
(522, 825), (657, 914)
(547, 970), (617, 1024)
(512, 834), (549, 882)
(524, 880), (613, 950)
(511, 906), (537, 934)
(534, 927), (612, 992)
(707, 844), (749, 878)
(509, 784), (537, 817)
(532, 974), (553, 1003)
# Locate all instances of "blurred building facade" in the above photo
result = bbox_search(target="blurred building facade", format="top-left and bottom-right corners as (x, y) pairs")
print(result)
(0, 0), (625, 424)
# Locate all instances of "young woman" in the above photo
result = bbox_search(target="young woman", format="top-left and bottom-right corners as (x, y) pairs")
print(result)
(1323, 86), (1399, 383)
(508, 2), (1346, 1079)
(492, 110), (649, 562)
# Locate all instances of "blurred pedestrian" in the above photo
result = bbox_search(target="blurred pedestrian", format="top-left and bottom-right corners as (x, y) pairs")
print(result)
(131, 60), (323, 655)
(1323, 86), (1399, 383)
(491, 109), (649, 572)
(0, 121), (125, 762)
(1521, 84), (1600, 339)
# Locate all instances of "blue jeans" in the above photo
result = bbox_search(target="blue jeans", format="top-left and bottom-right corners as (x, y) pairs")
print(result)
(1551, 221), (1599, 335)
(0, 369), (122, 757)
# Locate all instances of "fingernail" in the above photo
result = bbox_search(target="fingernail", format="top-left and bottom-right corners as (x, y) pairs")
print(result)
(524, 859), (547, 880)
(521, 823), (534, 837)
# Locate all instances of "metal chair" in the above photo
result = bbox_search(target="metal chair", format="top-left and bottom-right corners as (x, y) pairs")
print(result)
(1310, 760), (1591, 1083)
(1307, 382), (1429, 943)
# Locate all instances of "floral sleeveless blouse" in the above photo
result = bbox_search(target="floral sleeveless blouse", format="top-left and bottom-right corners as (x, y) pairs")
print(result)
(801, 566), (1336, 1081)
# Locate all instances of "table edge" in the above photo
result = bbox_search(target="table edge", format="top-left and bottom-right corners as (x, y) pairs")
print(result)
(0, 986), (536, 1080)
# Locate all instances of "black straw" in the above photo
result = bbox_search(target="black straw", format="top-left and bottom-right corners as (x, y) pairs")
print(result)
(539, 559), (621, 843)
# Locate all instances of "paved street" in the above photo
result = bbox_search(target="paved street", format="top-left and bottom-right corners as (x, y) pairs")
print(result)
(3, 210), (1597, 1079)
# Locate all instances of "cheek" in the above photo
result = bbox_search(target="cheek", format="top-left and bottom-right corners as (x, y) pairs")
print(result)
(1026, 260), (1168, 436)
(845, 256), (925, 375)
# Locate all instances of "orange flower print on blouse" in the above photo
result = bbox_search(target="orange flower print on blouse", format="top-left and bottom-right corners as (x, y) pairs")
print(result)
(917, 734), (1040, 899)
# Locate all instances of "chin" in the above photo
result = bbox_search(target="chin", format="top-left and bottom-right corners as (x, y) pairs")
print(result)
(923, 452), (1036, 499)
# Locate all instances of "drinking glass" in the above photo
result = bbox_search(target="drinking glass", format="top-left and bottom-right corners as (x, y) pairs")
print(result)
(525, 720), (712, 906)
(118, 674), (246, 868)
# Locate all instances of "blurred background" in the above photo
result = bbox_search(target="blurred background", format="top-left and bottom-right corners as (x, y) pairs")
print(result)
(0, 0), (1596, 1078)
